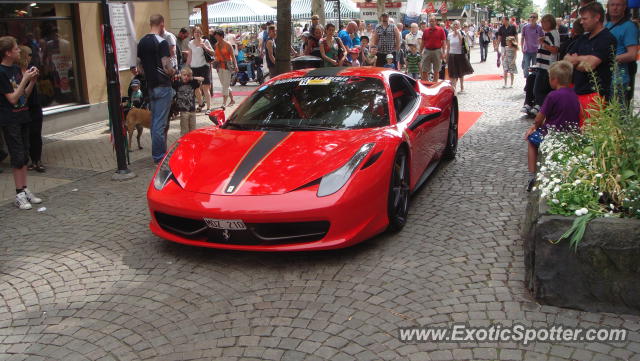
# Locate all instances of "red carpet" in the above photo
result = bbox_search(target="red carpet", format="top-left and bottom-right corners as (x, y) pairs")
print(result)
(212, 91), (254, 97)
(465, 74), (503, 81)
(459, 111), (482, 138)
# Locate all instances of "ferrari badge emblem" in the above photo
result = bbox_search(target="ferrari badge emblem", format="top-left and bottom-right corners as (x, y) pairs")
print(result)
(222, 229), (230, 241)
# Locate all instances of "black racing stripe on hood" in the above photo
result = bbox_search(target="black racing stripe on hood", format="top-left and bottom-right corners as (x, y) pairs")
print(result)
(306, 67), (348, 77)
(224, 131), (290, 194)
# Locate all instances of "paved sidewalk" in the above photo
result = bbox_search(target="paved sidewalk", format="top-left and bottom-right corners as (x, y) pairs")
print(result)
(0, 48), (639, 361)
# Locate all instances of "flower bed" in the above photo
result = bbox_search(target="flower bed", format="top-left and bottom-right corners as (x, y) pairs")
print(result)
(522, 97), (640, 315)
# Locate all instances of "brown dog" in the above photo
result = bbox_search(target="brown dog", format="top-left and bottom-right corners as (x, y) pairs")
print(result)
(125, 108), (151, 151)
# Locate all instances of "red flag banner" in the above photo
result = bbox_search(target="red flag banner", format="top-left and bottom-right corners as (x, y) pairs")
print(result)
(439, 2), (448, 14)
(423, 2), (436, 13)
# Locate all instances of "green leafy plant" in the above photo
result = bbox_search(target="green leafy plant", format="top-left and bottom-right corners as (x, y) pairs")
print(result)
(536, 80), (640, 250)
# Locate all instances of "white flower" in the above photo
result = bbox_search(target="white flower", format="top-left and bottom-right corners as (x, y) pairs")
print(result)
(580, 207), (588, 215)
(610, 204), (615, 209)
(574, 180), (582, 185)
(595, 173), (602, 178)
(598, 192), (603, 196)
(561, 202), (567, 206)
(553, 186), (560, 193)
(552, 199), (560, 204)
(575, 209), (583, 216)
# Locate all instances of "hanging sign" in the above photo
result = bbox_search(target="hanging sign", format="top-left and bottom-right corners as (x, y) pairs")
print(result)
(108, 2), (137, 71)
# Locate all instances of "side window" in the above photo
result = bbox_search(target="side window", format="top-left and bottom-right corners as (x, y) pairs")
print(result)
(389, 74), (419, 122)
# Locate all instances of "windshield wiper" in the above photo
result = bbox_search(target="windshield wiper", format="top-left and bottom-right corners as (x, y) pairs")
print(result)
(259, 123), (337, 131)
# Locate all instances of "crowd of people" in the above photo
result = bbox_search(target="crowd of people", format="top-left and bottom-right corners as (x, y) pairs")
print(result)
(518, 0), (638, 191)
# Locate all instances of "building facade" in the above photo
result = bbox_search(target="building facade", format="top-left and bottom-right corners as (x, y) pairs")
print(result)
(0, 1), (182, 134)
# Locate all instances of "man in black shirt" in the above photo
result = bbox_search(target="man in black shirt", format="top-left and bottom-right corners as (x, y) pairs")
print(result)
(497, 16), (518, 59)
(136, 14), (176, 164)
(565, 2), (616, 107)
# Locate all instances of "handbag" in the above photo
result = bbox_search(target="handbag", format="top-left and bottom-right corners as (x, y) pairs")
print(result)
(203, 48), (214, 64)
(461, 36), (469, 54)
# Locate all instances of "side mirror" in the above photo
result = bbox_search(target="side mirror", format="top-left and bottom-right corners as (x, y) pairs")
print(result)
(408, 107), (442, 131)
(207, 108), (226, 126)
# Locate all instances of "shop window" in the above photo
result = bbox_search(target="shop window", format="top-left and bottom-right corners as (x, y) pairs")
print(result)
(0, 3), (81, 109)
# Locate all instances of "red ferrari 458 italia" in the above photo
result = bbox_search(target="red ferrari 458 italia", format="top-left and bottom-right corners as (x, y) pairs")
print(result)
(147, 67), (458, 251)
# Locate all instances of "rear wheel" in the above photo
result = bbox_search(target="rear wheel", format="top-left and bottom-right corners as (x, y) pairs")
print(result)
(387, 147), (410, 232)
(230, 73), (237, 86)
(443, 98), (459, 160)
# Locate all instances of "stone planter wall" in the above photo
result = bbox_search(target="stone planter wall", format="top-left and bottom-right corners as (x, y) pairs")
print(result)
(523, 193), (640, 316)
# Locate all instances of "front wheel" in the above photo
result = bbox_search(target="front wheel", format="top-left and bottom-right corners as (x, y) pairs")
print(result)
(387, 148), (410, 232)
(443, 98), (459, 160)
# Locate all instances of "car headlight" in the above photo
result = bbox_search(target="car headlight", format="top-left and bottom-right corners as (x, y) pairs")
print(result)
(153, 144), (178, 190)
(317, 143), (374, 197)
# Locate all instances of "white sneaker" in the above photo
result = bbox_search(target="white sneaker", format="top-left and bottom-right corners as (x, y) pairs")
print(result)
(23, 188), (42, 204)
(530, 105), (540, 116)
(15, 192), (32, 210)
(521, 105), (530, 113)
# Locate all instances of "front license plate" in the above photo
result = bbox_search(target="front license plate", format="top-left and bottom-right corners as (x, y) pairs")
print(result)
(203, 218), (247, 230)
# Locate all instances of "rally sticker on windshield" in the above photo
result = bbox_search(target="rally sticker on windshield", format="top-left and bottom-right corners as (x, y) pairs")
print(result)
(272, 76), (349, 86)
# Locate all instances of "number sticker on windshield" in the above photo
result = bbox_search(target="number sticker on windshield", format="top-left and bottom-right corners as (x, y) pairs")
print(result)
(300, 78), (331, 85)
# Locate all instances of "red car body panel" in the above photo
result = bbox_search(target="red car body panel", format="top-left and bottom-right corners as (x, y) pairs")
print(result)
(147, 67), (455, 251)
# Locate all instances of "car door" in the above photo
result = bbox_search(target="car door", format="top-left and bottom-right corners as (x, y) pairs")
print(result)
(389, 74), (432, 188)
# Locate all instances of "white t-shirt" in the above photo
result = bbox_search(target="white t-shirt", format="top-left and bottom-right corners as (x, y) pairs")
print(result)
(162, 31), (178, 70)
(448, 31), (463, 54)
(405, 30), (423, 47)
(189, 39), (212, 68)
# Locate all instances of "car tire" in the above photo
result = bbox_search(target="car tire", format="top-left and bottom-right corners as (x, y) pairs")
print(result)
(443, 98), (459, 160)
(387, 147), (410, 232)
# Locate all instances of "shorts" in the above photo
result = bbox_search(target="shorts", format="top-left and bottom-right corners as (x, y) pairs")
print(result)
(577, 92), (602, 128)
(527, 129), (544, 148)
(1, 122), (30, 169)
(191, 65), (211, 85)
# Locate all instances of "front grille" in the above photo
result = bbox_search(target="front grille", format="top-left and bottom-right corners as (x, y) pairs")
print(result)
(155, 212), (208, 239)
(155, 212), (329, 246)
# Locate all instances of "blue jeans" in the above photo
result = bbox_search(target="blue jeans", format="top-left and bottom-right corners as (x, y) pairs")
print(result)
(149, 86), (175, 163)
(479, 41), (489, 61)
(522, 52), (537, 77)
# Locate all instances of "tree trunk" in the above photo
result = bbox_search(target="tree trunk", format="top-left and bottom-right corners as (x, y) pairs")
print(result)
(377, 0), (385, 20)
(312, 0), (325, 26)
(276, 0), (292, 76)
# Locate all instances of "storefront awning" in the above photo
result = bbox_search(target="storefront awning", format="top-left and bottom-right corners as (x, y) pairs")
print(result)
(189, 0), (277, 26)
(291, 0), (360, 21)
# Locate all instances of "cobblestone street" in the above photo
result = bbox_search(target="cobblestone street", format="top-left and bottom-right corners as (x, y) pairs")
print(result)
(1, 49), (639, 361)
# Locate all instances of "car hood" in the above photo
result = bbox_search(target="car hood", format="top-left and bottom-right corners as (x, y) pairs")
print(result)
(169, 127), (392, 196)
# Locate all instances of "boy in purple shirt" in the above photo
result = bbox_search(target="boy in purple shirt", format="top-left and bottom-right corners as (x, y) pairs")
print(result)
(524, 60), (580, 191)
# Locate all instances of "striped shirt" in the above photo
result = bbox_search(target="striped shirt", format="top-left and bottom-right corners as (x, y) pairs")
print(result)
(535, 29), (560, 70)
(406, 53), (421, 74)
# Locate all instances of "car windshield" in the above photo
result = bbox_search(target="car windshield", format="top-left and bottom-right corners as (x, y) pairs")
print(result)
(225, 76), (389, 130)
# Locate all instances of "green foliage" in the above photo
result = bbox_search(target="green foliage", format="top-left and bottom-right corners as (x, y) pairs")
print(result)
(545, 0), (579, 17)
